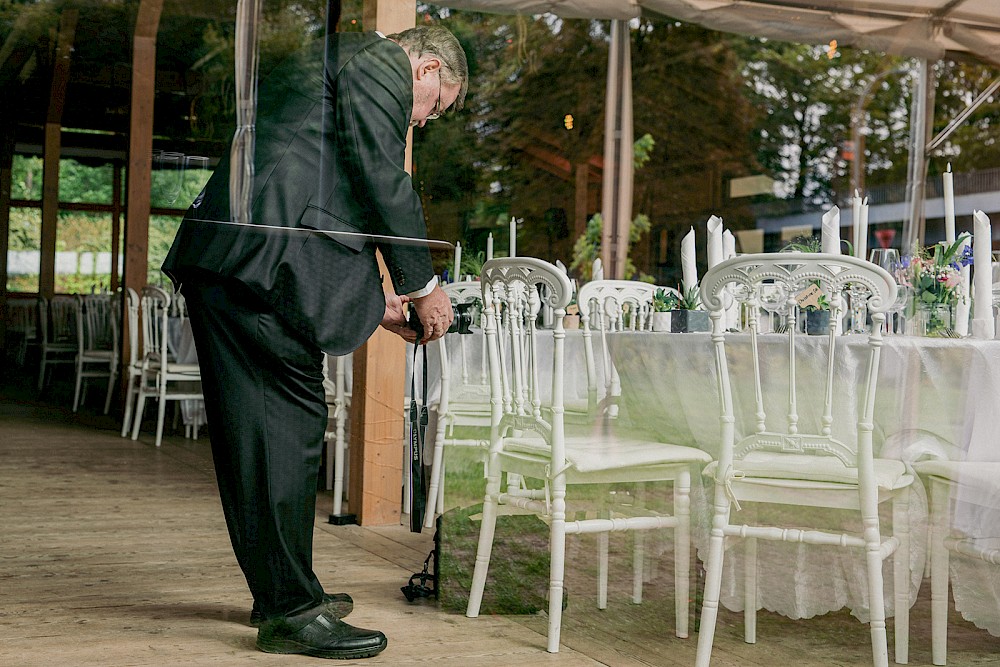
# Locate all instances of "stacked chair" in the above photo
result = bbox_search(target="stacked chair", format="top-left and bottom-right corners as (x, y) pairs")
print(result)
(694, 253), (912, 667)
(465, 257), (712, 652)
(37, 296), (78, 390)
(423, 280), (491, 528)
(4, 297), (38, 367)
(129, 285), (202, 447)
(72, 293), (119, 413)
(576, 280), (679, 419)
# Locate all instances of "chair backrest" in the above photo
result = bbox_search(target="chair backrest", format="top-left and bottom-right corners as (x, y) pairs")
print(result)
(79, 294), (118, 356)
(138, 285), (171, 366)
(440, 280), (488, 397)
(576, 279), (666, 412)
(699, 252), (897, 477)
(125, 287), (140, 368)
(5, 298), (38, 338)
(480, 258), (573, 460)
(47, 295), (78, 345)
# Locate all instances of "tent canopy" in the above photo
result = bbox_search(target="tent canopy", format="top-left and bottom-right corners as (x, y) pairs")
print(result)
(440, 1), (1000, 65)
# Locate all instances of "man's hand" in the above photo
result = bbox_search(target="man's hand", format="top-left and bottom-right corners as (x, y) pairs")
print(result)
(411, 284), (454, 344)
(380, 293), (418, 343)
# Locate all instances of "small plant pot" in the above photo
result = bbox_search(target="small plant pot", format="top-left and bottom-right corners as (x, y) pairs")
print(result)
(802, 309), (831, 335)
(670, 309), (710, 333)
(651, 311), (672, 332)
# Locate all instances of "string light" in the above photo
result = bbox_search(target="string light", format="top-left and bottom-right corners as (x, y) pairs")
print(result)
(827, 39), (838, 59)
(563, 114), (574, 130)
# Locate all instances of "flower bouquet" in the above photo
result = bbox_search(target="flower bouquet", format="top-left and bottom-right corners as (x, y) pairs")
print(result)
(899, 237), (972, 337)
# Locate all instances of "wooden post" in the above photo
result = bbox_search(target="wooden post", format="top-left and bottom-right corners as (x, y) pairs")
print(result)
(123, 0), (162, 298)
(346, 0), (415, 526)
(39, 9), (78, 299)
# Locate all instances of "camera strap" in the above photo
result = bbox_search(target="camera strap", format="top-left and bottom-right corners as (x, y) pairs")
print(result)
(407, 342), (429, 532)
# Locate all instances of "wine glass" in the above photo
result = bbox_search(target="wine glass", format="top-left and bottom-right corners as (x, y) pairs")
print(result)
(157, 151), (184, 205)
(758, 282), (788, 333)
(869, 248), (901, 274)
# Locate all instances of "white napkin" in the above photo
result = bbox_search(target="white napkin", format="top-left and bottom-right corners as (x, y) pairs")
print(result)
(955, 233), (972, 337)
(972, 210), (994, 339)
(681, 226), (697, 292)
(723, 230), (736, 260)
(723, 230), (738, 328)
(592, 257), (604, 281)
(821, 206), (841, 254)
(707, 215), (724, 268)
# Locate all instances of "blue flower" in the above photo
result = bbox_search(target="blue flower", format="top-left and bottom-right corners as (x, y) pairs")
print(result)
(959, 245), (974, 267)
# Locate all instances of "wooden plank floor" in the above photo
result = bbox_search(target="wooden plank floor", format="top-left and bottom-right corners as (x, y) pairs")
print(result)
(2, 373), (999, 666)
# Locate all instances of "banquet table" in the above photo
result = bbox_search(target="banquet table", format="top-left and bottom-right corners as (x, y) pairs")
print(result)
(608, 331), (1000, 632)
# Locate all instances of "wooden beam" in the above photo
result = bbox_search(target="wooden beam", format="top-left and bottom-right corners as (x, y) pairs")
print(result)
(123, 0), (163, 298)
(39, 9), (78, 298)
(348, 0), (415, 527)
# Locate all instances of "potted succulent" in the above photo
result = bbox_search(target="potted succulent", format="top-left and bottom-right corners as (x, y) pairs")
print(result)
(670, 285), (710, 333)
(781, 236), (836, 335)
(799, 285), (832, 335)
(651, 288), (678, 332)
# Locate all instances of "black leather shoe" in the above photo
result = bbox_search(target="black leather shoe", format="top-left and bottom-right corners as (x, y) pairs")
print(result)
(249, 592), (353, 627)
(256, 610), (387, 659)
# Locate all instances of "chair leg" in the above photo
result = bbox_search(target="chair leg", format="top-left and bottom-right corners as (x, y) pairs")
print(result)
(72, 360), (84, 412)
(466, 461), (502, 619)
(675, 469), (691, 639)
(121, 376), (137, 438)
(744, 536), (758, 644)
(893, 488), (911, 664)
(130, 390), (147, 440)
(695, 485), (731, 667)
(864, 519), (891, 667)
(632, 484), (646, 604)
(929, 478), (950, 666)
(38, 354), (47, 391)
(597, 520), (609, 610)
(424, 410), (448, 529)
(155, 395), (168, 448)
(103, 368), (117, 415)
(333, 430), (347, 516)
(546, 484), (568, 653)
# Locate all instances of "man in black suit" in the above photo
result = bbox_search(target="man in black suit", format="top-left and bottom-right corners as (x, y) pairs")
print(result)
(162, 25), (468, 660)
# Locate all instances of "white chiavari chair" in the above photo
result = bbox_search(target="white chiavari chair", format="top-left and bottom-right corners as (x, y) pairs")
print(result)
(37, 296), (78, 390)
(465, 258), (712, 652)
(694, 253), (912, 667)
(72, 294), (119, 413)
(130, 285), (202, 447)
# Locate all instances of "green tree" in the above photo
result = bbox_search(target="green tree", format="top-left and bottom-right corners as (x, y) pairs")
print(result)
(735, 39), (911, 202)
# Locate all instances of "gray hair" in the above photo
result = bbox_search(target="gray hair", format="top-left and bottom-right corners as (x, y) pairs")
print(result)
(387, 26), (469, 112)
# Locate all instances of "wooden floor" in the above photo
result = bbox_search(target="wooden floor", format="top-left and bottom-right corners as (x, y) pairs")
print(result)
(2, 371), (999, 666)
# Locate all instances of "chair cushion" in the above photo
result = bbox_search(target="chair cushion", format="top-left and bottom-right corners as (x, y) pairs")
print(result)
(704, 452), (912, 490)
(504, 433), (712, 473)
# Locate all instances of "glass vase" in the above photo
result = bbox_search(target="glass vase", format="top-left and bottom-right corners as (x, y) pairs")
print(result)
(909, 301), (955, 337)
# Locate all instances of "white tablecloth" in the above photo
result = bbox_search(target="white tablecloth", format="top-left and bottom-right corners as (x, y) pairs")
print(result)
(608, 331), (1000, 630)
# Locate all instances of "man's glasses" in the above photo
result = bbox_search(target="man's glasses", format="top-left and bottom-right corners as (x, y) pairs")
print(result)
(426, 73), (444, 121)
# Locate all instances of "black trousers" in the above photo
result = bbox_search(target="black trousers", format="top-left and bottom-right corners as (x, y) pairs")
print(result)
(182, 276), (328, 622)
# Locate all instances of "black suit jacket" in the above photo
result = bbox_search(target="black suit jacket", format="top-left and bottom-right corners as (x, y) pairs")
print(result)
(163, 32), (433, 356)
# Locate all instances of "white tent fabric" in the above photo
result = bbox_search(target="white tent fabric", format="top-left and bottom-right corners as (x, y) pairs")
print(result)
(440, 1), (1000, 65)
